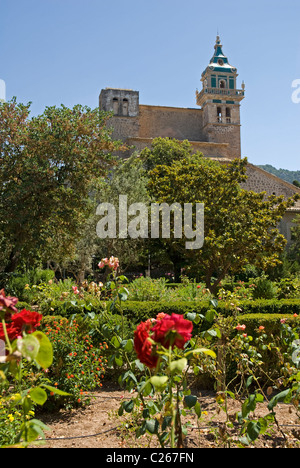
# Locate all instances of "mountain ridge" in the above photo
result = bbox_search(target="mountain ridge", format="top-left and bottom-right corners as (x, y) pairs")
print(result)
(258, 164), (300, 186)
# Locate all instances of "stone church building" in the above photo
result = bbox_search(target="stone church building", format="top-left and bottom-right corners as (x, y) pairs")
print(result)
(99, 36), (300, 244)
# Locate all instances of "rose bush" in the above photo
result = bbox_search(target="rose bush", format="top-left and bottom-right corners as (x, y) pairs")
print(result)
(0, 290), (68, 447)
(119, 311), (215, 448)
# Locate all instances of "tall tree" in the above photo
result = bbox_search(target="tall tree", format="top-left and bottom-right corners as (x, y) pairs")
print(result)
(147, 139), (299, 293)
(288, 214), (300, 263)
(0, 98), (121, 272)
(94, 152), (151, 272)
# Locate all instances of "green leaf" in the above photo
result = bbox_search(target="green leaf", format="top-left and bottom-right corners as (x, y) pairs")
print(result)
(123, 339), (133, 353)
(186, 312), (196, 322)
(186, 348), (216, 359)
(150, 375), (168, 391)
(184, 394), (198, 408)
(170, 358), (187, 374)
(41, 384), (70, 396)
(111, 335), (121, 349)
(31, 331), (53, 369)
(267, 389), (291, 411)
(146, 418), (159, 434)
(247, 420), (262, 442)
(194, 401), (202, 418)
(123, 400), (134, 413)
(118, 404), (124, 416)
(246, 376), (254, 388)
(242, 393), (264, 418)
(29, 387), (47, 406)
(20, 419), (49, 443)
(138, 380), (152, 397)
(162, 416), (172, 430)
(115, 356), (123, 367)
(205, 309), (215, 323)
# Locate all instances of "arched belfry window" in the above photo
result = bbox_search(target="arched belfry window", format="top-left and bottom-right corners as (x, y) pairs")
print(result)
(122, 98), (129, 116)
(219, 79), (226, 89)
(217, 106), (222, 123)
(112, 98), (119, 115)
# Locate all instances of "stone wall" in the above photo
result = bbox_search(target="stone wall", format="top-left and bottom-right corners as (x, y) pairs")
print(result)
(243, 164), (299, 199)
(138, 105), (204, 141)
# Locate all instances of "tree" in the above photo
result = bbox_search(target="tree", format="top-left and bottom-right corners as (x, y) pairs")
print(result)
(140, 138), (194, 280)
(140, 137), (193, 171)
(147, 139), (299, 294)
(288, 214), (300, 263)
(0, 98), (121, 272)
(94, 152), (151, 273)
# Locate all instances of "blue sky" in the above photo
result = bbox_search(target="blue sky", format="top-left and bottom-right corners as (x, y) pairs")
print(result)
(1, 0), (300, 170)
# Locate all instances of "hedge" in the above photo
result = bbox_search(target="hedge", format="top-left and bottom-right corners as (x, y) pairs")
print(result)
(120, 299), (300, 324)
(238, 313), (300, 337)
(32, 298), (300, 323)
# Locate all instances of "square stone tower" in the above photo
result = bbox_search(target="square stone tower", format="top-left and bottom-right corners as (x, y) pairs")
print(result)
(99, 88), (140, 147)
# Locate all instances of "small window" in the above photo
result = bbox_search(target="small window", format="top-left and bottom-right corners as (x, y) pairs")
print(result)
(219, 80), (226, 89)
(217, 107), (222, 123)
(112, 98), (119, 115)
(122, 98), (129, 116)
(226, 107), (231, 123)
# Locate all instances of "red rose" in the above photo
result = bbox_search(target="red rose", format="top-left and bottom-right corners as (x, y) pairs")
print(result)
(11, 309), (43, 335)
(0, 322), (19, 343)
(134, 320), (158, 369)
(151, 313), (193, 349)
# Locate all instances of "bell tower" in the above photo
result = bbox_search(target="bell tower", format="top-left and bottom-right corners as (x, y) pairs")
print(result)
(196, 36), (245, 159)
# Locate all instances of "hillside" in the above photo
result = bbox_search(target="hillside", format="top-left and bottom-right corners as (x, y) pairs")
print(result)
(258, 165), (300, 186)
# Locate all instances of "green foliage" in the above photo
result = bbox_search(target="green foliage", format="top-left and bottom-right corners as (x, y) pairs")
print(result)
(127, 276), (212, 302)
(252, 276), (278, 299)
(0, 323), (68, 447)
(140, 137), (193, 171)
(146, 138), (299, 293)
(94, 152), (150, 269)
(3, 269), (55, 302)
(42, 318), (107, 409)
(0, 99), (118, 272)
(289, 214), (300, 263)
(120, 299), (300, 324)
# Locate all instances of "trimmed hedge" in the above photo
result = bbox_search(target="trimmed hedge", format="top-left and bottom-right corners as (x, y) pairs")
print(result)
(32, 298), (300, 323)
(239, 313), (300, 337)
(121, 299), (300, 324)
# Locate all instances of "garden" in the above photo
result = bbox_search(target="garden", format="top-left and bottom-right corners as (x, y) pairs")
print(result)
(1, 100), (300, 449)
(1, 260), (300, 449)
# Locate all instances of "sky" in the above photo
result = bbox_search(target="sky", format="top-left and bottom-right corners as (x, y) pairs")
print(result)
(1, 0), (300, 170)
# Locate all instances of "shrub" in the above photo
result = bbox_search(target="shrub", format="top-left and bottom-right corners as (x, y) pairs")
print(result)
(42, 317), (107, 409)
(3, 269), (55, 303)
(37, 298), (300, 323)
(252, 277), (277, 300)
(120, 299), (300, 324)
